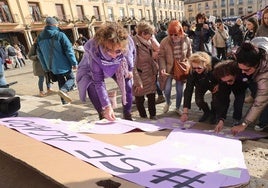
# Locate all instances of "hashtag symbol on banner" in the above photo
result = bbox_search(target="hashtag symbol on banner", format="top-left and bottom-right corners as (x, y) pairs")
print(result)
(151, 169), (206, 188)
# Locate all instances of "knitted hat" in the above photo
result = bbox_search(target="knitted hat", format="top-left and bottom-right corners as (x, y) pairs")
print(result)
(45, 17), (58, 25)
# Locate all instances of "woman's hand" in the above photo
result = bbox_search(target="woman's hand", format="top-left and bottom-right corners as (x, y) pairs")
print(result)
(180, 113), (188, 122)
(211, 84), (219, 94)
(102, 105), (116, 121)
(126, 71), (133, 79)
(160, 69), (169, 77)
(231, 124), (246, 136)
(214, 120), (224, 133)
(134, 84), (143, 93)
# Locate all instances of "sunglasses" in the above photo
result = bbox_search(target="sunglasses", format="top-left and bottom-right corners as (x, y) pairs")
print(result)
(169, 34), (178, 37)
(105, 47), (122, 55)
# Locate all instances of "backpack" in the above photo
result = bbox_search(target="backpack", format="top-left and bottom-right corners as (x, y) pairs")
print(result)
(7, 46), (16, 56)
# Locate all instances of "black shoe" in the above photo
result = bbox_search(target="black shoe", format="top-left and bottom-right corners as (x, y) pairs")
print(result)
(198, 112), (210, 122)
(124, 114), (133, 121)
(209, 113), (217, 124)
(150, 116), (158, 120)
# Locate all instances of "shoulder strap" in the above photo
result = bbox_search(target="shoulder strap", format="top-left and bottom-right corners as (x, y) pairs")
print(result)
(48, 32), (59, 70)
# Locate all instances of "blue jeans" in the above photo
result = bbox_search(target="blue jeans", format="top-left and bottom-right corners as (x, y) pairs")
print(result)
(164, 76), (184, 109)
(56, 70), (75, 103)
(38, 75), (51, 92)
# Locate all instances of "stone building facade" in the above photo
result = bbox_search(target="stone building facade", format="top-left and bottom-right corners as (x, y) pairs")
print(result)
(184, 0), (267, 22)
(0, 0), (184, 52)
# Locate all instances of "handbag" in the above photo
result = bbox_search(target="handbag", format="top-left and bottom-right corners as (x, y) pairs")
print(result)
(173, 59), (190, 81)
(5, 58), (12, 64)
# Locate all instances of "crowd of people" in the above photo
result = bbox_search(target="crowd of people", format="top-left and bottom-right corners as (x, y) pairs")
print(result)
(1, 8), (268, 136)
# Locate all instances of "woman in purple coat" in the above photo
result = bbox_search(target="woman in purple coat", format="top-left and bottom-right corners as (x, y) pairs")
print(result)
(76, 23), (135, 121)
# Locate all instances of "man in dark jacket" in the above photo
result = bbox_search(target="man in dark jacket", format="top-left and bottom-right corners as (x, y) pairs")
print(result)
(156, 24), (167, 43)
(229, 18), (244, 47)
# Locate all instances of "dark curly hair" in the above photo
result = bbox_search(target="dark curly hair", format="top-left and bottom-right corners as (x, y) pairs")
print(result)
(213, 60), (240, 80)
(235, 41), (262, 67)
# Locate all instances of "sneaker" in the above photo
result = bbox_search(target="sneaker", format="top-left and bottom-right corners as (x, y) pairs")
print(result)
(175, 108), (183, 116)
(163, 103), (171, 113)
(254, 124), (268, 131)
(72, 85), (77, 91)
(155, 95), (165, 104)
(58, 90), (72, 103)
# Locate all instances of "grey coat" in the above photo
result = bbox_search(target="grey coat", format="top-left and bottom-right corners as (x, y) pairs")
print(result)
(28, 43), (45, 76)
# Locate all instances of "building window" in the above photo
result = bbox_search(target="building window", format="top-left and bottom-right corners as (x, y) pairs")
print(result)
(159, 10), (163, 20)
(238, 7), (243, 15)
(107, 7), (114, 21)
(119, 8), (125, 19)
(138, 9), (143, 20)
(248, 6), (253, 13)
(221, 0), (226, 7)
(76, 5), (85, 21)
(0, 0), (13, 23)
(230, 8), (234, 16)
(28, 2), (42, 22)
(129, 8), (134, 18)
(213, 1), (217, 8)
(205, 2), (209, 9)
(93, 6), (101, 21)
(146, 10), (151, 20)
(221, 9), (226, 17)
(197, 3), (202, 11)
(55, 4), (66, 21)
(229, 0), (234, 6)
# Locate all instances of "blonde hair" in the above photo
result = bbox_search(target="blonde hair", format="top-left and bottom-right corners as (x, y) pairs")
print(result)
(94, 22), (129, 51)
(189, 52), (212, 71)
(136, 22), (154, 36)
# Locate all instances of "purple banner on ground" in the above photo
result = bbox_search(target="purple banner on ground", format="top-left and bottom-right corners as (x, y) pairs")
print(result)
(186, 127), (267, 140)
(0, 117), (250, 188)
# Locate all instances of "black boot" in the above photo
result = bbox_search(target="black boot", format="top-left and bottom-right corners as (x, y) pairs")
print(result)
(198, 102), (210, 122)
(199, 111), (210, 122)
(123, 113), (133, 121)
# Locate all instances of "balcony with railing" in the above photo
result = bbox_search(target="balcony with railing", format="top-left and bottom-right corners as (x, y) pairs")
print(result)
(127, 0), (135, 5)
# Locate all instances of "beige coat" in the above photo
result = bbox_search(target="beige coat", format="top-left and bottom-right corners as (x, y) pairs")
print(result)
(213, 29), (229, 48)
(132, 35), (158, 96)
(158, 35), (192, 90)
